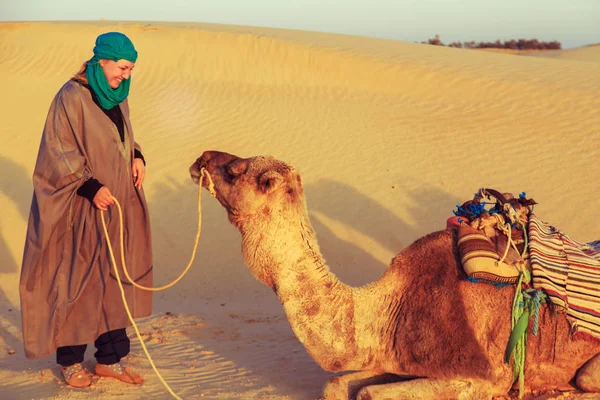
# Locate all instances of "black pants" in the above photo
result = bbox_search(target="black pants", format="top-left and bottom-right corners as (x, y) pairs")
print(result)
(56, 328), (130, 367)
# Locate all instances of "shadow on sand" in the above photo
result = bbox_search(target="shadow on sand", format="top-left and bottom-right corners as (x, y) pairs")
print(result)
(0, 156), (31, 366)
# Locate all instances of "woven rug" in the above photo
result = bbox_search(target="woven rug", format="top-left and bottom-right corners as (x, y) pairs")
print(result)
(528, 214), (600, 338)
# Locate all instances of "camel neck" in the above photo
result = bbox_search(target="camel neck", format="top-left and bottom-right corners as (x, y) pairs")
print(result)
(241, 217), (394, 372)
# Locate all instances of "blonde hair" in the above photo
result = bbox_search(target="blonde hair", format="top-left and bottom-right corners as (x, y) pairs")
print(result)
(71, 61), (89, 85)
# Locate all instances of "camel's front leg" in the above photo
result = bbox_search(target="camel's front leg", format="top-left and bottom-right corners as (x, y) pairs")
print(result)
(576, 353), (600, 392)
(322, 371), (413, 400)
(355, 377), (501, 400)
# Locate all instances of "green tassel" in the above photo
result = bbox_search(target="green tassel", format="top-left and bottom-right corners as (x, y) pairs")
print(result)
(506, 272), (528, 398)
(505, 308), (530, 363)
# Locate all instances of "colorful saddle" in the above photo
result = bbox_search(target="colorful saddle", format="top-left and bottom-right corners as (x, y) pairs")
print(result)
(451, 188), (600, 339)
(450, 188), (536, 284)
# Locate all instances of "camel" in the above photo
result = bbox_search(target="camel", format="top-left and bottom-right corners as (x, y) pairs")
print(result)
(189, 150), (600, 400)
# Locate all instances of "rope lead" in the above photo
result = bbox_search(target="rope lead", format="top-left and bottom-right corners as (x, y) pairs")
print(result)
(99, 168), (215, 399)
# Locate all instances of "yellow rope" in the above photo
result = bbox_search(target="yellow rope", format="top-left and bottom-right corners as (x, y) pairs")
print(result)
(496, 219), (526, 267)
(102, 169), (215, 291)
(496, 221), (515, 265)
(518, 220), (529, 258)
(99, 168), (214, 400)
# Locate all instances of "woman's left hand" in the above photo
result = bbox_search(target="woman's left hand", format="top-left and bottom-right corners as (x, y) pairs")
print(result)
(132, 158), (146, 189)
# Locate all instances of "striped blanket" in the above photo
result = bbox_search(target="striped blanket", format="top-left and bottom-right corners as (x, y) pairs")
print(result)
(528, 214), (600, 338)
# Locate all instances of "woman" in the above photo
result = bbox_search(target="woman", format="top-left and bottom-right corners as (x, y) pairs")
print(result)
(20, 32), (153, 388)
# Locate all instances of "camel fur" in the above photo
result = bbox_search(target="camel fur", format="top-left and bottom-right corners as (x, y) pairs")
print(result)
(189, 150), (600, 400)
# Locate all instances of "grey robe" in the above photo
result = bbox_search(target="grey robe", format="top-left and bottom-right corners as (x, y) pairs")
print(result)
(20, 80), (153, 359)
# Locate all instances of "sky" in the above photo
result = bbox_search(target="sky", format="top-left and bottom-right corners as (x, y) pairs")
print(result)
(2, 0), (599, 49)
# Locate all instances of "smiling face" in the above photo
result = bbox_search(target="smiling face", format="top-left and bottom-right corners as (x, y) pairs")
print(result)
(99, 59), (135, 88)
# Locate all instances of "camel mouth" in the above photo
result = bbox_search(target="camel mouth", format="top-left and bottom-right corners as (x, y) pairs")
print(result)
(189, 159), (205, 185)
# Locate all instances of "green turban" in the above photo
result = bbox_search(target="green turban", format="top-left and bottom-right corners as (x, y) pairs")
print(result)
(86, 32), (138, 110)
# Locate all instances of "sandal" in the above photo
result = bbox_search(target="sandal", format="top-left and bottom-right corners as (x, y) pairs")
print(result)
(95, 361), (144, 384)
(60, 363), (92, 388)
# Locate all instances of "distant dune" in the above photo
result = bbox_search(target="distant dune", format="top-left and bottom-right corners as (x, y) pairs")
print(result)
(523, 44), (600, 62)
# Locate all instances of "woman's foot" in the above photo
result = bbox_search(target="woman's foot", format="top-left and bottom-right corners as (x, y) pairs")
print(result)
(60, 363), (93, 388)
(95, 361), (144, 384)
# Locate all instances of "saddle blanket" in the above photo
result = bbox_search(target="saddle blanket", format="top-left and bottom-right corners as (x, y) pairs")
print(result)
(528, 214), (600, 338)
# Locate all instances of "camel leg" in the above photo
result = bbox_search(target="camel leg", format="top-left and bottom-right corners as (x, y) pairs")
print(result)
(355, 378), (499, 400)
(322, 371), (413, 400)
(576, 353), (600, 392)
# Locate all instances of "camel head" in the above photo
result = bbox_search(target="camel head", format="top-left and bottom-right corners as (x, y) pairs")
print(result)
(189, 151), (305, 229)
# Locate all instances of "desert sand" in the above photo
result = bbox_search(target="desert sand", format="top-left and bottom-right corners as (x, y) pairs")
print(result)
(0, 21), (599, 399)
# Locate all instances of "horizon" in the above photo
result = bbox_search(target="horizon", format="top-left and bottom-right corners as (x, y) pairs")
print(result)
(2, 0), (599, 49)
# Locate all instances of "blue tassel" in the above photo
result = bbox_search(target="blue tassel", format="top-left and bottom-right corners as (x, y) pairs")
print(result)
(521, 289), (546, 336)
(453, 202), (490, 217)
(466, 276), (512, 289)
(533, 291), (542, 335)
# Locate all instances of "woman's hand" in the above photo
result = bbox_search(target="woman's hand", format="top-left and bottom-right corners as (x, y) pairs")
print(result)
(93, 186), (115, 211)
(132, 158), (145, 189)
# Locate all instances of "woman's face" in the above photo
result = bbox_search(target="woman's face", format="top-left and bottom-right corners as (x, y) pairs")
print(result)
(99, 59), (135, 89)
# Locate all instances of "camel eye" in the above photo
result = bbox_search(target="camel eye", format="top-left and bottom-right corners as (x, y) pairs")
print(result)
(226, 165), (240, 178)
(225, 165), (236, 177)
(226, 160), (247, 177)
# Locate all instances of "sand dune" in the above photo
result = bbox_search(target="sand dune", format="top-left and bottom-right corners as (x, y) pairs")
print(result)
(1, 21), (599, 399)
(524, 44), (600, 63)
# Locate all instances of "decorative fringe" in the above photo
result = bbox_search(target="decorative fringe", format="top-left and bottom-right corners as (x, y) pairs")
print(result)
(453, 201), (490, 218)
(465, 276), (512, 289)
(511, 273), (527, 397)
(506, 273), (547, 398)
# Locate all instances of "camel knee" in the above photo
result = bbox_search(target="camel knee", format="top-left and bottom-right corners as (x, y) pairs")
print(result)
(576, 354), (600, 392)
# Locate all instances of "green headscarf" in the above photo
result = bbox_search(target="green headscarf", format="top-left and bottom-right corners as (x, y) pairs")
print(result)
(86, 32), (138, 110)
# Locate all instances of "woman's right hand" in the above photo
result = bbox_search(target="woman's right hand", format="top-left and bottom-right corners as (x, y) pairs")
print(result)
(93, 186), (115, 211)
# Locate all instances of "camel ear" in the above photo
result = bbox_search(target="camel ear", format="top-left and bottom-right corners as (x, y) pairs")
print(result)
(259, 170), (284, 194)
